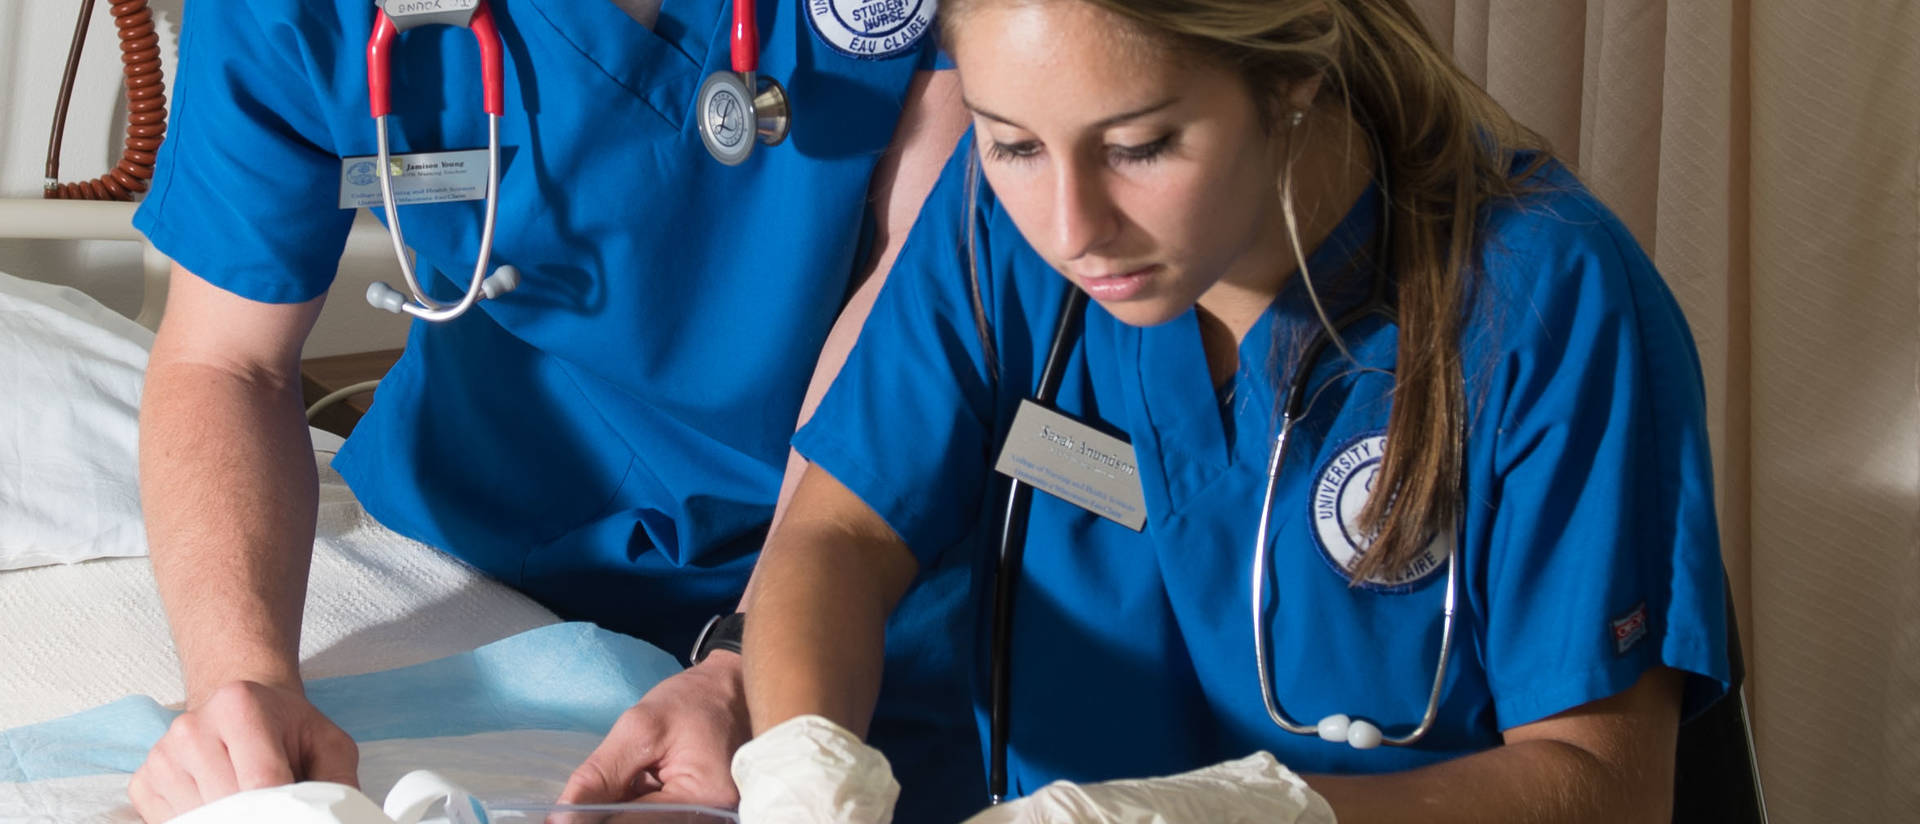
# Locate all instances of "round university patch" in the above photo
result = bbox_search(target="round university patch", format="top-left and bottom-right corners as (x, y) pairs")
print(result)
(1309, 433), (1452, 592)
(806, 0), (937, 59)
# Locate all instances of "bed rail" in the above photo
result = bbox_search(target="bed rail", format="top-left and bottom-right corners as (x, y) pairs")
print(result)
(0, 198), (390, 330)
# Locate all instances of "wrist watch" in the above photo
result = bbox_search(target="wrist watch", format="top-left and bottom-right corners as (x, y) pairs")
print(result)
(690, 612), (745, 664)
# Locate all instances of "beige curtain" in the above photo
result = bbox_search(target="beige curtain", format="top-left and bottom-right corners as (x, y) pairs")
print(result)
(1406, 1), (1920, 821)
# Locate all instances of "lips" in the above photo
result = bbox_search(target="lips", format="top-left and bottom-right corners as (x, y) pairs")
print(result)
(1076, 264), (1158, 301)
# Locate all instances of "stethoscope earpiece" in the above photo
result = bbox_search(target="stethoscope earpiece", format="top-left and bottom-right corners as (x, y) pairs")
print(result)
(480, 264), (520, 300)
(366, 281), (407, 314)
(366, 264), (520, 318)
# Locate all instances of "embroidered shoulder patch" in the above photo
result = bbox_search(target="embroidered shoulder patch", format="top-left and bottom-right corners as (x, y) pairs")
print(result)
(1309, 433), (1451, 592)
(806, 0), (937, 59)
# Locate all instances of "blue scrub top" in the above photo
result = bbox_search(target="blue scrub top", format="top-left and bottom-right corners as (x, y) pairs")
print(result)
(795, 135), (1732, 795)
(133, 1), (981, 819)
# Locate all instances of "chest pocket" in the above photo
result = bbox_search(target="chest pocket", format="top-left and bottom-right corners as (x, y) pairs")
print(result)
(523, 0), (726, 129)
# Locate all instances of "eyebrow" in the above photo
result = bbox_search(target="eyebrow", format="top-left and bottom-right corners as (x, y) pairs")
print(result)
(964, 95), (1181, 131)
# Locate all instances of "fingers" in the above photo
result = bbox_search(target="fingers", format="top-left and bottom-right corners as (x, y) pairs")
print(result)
(632, 775), (732, 809)
(128, 749), (191, 823)
(128, 681), (357, 822)
(130, 709), (233, 822)
(560, 707), (668, 804)
(637, 752), (739, 810)
(299, 722), (361, 788)
(217, 698), (298, 793)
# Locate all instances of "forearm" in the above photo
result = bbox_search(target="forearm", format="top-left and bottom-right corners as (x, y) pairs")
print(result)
(741, 526), (893, 737)
(140, 355), (319, 701)
(1309, 738), (1669, 823)
(742, 467), (921, 738)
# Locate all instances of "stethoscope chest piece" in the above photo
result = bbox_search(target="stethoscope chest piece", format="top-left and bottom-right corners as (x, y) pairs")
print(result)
(698, 0), (789, 166)
(697, 70), (790, 166)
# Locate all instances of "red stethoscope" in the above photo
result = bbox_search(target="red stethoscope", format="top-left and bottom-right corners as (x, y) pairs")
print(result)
(360, 0), (788, 321)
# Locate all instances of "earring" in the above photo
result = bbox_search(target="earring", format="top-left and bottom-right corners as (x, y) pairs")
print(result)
(1288, 110), (1306, 128)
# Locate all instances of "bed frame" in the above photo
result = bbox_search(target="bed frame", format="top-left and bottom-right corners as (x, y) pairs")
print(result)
(0, 197), (390, 330)
(0, 199), (166, 327)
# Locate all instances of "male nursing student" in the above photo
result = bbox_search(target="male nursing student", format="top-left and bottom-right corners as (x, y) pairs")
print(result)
(732, 0), (1732, 821)
(127, 1), (976, 822)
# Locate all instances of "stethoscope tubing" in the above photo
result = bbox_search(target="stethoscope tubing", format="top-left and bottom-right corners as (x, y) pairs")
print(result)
(987, 273), (1457, 800)
(373, 114), (504, 322)
(987, 288), (1089, 804)
(365, 1), (510, 322)
(1246, 301), (1457, 748)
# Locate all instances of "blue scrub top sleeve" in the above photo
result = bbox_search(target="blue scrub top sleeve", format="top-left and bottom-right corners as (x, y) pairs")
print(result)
(1470, 188), (1731, 730)
(793, 139), (996, 566)
(132, 3), (355, 304)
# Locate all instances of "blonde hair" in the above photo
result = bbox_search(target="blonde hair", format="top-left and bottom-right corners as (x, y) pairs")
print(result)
(944, 0), (1549, 582)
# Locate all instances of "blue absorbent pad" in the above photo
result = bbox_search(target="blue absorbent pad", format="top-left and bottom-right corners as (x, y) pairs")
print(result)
(0, 623), (680, 783)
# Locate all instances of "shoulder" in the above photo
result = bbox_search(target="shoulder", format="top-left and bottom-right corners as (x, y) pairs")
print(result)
(185, 0), (357, 35)
(1479, 158), (1652, 298)
(1461, 155), (1710, 441)
(177, 0), (367, 70)
(1469, 156), (1687, 356)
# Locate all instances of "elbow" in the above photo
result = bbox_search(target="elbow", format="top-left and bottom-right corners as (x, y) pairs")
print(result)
(1552, 739), (1675, 823)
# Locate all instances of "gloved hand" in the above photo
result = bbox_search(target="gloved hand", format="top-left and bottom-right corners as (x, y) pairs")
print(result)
(961, 753), (1337, 824)
(730, 715), (899, 824)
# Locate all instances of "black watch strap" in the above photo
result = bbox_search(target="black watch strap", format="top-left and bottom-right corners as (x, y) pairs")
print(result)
(690, 612), (745, 663)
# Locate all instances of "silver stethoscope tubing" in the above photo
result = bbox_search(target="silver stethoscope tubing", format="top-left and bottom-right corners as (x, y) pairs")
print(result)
(367, 114), (518, 321)
(1248, 304), (1457, 751)
(362, 1), (520, 322)
(987, 239), (1458, 804)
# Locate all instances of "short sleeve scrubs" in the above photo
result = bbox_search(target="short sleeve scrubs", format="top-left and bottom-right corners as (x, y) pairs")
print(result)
(133, 1), (981, 818)
(795, 137), (1731, 796)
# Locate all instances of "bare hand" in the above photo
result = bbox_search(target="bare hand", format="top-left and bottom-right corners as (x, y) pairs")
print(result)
(127, 680), (358, 822)
(559, 652), (750, 807)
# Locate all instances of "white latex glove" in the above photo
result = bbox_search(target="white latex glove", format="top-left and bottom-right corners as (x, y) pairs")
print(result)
(961, 753), (1337, 824)
(731, 715), (900, 824)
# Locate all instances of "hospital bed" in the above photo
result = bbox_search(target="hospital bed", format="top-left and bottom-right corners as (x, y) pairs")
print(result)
(0, 198), (682, 822)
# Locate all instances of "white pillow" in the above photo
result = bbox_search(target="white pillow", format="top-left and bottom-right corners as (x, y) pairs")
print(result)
(0, 271), (153, 570)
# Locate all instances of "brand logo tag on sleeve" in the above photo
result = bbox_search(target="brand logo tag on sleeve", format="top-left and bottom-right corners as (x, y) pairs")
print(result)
(339, 149), (490, 210)
(1611, 602), (1649, 655)
(994, 400), (1147, 531)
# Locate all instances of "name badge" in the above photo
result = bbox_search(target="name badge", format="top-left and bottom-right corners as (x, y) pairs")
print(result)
(339, 149), (490, 210)
(994, 400), (1147, 531)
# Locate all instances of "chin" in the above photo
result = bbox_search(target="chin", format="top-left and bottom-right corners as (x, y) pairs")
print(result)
(1088, 296), (1190, 328)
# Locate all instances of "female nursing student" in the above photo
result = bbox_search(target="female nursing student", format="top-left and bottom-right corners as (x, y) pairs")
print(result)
(727, 0), (1732, 821)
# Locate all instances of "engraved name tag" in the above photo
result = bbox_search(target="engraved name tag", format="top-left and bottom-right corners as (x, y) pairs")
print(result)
(339, 149), (490, 210)
(994, 400), (1147, 531)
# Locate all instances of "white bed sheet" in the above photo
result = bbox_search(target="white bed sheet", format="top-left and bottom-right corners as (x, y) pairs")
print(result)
(0, 450), (560, 730)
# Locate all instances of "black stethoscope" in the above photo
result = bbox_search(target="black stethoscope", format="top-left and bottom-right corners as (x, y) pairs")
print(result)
(360, 0), (791, 322)
(985, 185), (1458, 803)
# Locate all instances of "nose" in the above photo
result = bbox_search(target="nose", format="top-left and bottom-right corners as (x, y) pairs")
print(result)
(1053, 161), (1118, 262)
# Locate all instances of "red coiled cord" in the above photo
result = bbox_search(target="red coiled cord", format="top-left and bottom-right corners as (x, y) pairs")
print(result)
(45, 0), (169, 201)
